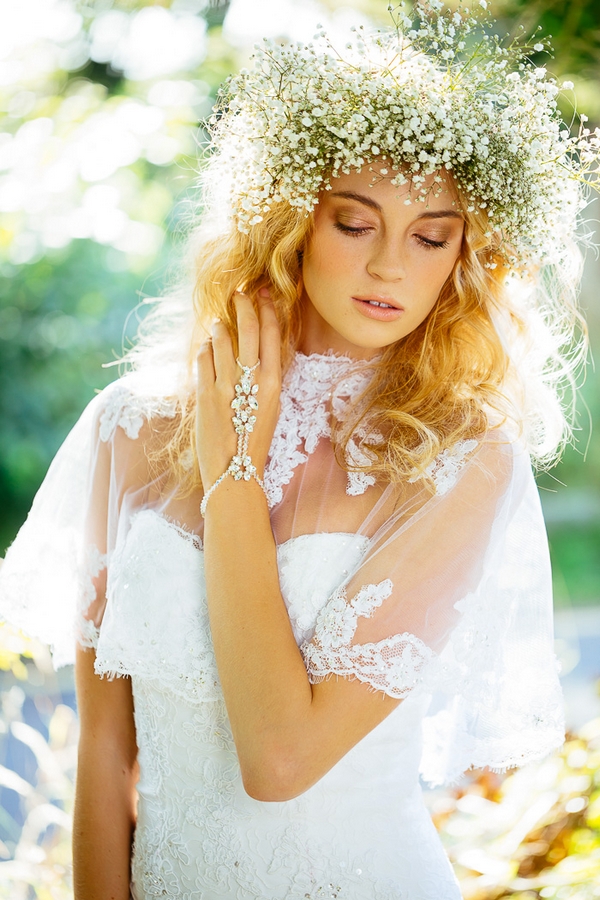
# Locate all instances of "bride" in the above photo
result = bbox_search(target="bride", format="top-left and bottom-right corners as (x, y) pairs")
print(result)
(0, 4), (596, 898)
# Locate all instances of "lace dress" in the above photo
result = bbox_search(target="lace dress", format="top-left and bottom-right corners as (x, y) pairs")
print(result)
(0, 352), (565, 900)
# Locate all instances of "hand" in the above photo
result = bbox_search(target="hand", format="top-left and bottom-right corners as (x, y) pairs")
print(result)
(196, 290), (281, 492)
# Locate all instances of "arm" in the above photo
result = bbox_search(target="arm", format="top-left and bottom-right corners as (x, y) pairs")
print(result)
(203, 479), (400, 800)
(73, 645), (138, 900)
(198, 294), (400, 802)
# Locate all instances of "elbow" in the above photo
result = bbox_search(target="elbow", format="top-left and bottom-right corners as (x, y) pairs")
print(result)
(243, 775), (306, 803)
(240, 751), (311, 802)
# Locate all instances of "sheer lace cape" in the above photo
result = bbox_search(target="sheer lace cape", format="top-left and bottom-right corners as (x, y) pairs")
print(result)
(0, 353), (564, 787)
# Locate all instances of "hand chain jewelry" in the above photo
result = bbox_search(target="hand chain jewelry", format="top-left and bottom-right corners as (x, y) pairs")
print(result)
(200, 359), (268, 516)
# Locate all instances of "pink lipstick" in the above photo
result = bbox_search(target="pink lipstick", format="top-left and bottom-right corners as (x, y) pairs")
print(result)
(352, 295), (404, 321)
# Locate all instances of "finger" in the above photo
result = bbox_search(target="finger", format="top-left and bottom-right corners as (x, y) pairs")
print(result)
(234, 292), (260, 368)
(196, 338), (215, 393)
(258, 300), (281, 379)
(210, 319), (236, 383)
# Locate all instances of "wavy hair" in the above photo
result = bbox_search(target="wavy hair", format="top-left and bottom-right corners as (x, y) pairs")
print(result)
(127, 181), (587, 495)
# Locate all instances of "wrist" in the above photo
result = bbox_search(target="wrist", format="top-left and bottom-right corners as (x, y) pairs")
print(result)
(201, 471), (269, 518)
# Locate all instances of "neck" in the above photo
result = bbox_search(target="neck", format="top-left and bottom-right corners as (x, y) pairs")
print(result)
(298, 298), (384, 361)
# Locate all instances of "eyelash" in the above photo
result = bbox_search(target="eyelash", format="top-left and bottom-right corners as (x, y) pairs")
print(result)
(334, 222), (449, 249)
(415, 235), (449, 250)
(334, 222), (371, 237)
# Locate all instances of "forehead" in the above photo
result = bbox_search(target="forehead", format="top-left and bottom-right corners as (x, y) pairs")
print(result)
(321, 166), (462, 217)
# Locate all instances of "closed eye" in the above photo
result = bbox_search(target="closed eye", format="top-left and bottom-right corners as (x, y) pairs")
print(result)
(334, 222), (373, 237)
(415, 234), (449, 249)
(335, 222), (450, 249)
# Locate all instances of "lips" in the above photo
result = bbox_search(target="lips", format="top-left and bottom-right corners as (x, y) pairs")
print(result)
(352, 295), (404, 311)
(351, 295), (405, 321)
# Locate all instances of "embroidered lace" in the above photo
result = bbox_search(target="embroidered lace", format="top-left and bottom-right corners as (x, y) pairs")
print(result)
(265, 352), (382, 506)
(0, 351), (565, 897)
(302, 580), (435, 698)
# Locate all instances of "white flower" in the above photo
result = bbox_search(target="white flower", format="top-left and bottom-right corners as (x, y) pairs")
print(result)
(206, 2), (599, 269)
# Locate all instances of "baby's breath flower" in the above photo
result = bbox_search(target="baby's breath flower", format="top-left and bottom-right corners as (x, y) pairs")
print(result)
(206, 1), (600, 268)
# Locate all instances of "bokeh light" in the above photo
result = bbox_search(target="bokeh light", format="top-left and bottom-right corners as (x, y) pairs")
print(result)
(0, 1), (599, 896)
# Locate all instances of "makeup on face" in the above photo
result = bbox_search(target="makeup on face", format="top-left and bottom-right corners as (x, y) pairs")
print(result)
(299, 170), (465, 358)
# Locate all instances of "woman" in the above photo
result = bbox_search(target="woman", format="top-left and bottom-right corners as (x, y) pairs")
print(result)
(0, 4), (596, 898)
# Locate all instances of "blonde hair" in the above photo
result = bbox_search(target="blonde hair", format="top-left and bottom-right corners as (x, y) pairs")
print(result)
(127, 184), (587, 495)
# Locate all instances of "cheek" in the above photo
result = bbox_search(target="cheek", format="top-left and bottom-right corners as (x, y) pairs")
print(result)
(304, 232), (353, 288)
(428, 250), (460, 294)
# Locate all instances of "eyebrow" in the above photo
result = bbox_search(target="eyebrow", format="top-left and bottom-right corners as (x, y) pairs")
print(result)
(330, 190), (464, 220)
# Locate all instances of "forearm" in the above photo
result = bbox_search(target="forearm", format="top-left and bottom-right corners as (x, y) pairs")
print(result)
(73, 740), (137, 900)
(204, 478), (314, 782)
(199, 295), (399, 800)
(73, 648), (138, 900)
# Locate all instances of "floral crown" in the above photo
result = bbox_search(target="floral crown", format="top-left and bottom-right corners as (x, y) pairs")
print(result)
(206, 1), (600, 268)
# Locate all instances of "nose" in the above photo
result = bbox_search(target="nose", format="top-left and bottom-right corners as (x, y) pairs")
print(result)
(366, 235), (406, 282)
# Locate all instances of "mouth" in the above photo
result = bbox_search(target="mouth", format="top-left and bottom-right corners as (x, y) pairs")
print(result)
(352, 296), (404, 311)
(351, 295), (405, 321)
(364, 300), (394, 309)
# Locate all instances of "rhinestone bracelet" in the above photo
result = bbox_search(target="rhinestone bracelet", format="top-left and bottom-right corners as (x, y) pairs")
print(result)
(200, 359), (268, 517)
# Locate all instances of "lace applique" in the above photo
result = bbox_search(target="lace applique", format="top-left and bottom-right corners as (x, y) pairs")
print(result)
(94, 510), (222, 702)
(266, 826), (400, 900)
(345, 424), (385, 496)
(408, 438), (479, 495)
(76, 544), (107, 650)
(76, 616), (100, 649)
(264, 352), (381, 506)
(263, 354), (478, 504)
(278, 532), (371, 644)
(301, 579), (434, 699)
(98, 381), (178, 443)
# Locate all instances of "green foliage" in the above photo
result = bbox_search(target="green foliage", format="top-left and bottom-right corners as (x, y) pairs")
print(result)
(549, 525), (600, 606)
(0, 238), (173, 555)
(0, 2), (598, 896)
(494, 0), (600, 124)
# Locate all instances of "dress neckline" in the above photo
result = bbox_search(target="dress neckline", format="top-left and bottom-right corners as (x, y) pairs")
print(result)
(288, 350), (379, 384)
(264, 352), (381, 508)
(138, 508), (369, 557)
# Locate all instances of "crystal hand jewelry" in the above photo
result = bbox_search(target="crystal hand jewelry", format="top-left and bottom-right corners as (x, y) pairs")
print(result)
(200, 359), (267, 516)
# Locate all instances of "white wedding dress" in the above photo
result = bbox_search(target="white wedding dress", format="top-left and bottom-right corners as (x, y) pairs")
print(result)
(0, 352), (564, 900)
(112, 512), (457, 898)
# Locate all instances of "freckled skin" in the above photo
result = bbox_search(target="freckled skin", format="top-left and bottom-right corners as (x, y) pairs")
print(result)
(300, 168), (465, 358)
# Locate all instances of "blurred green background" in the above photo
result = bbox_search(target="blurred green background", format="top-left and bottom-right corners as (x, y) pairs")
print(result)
(0, 2), (599, 897)
(0, 0), (598, 601)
